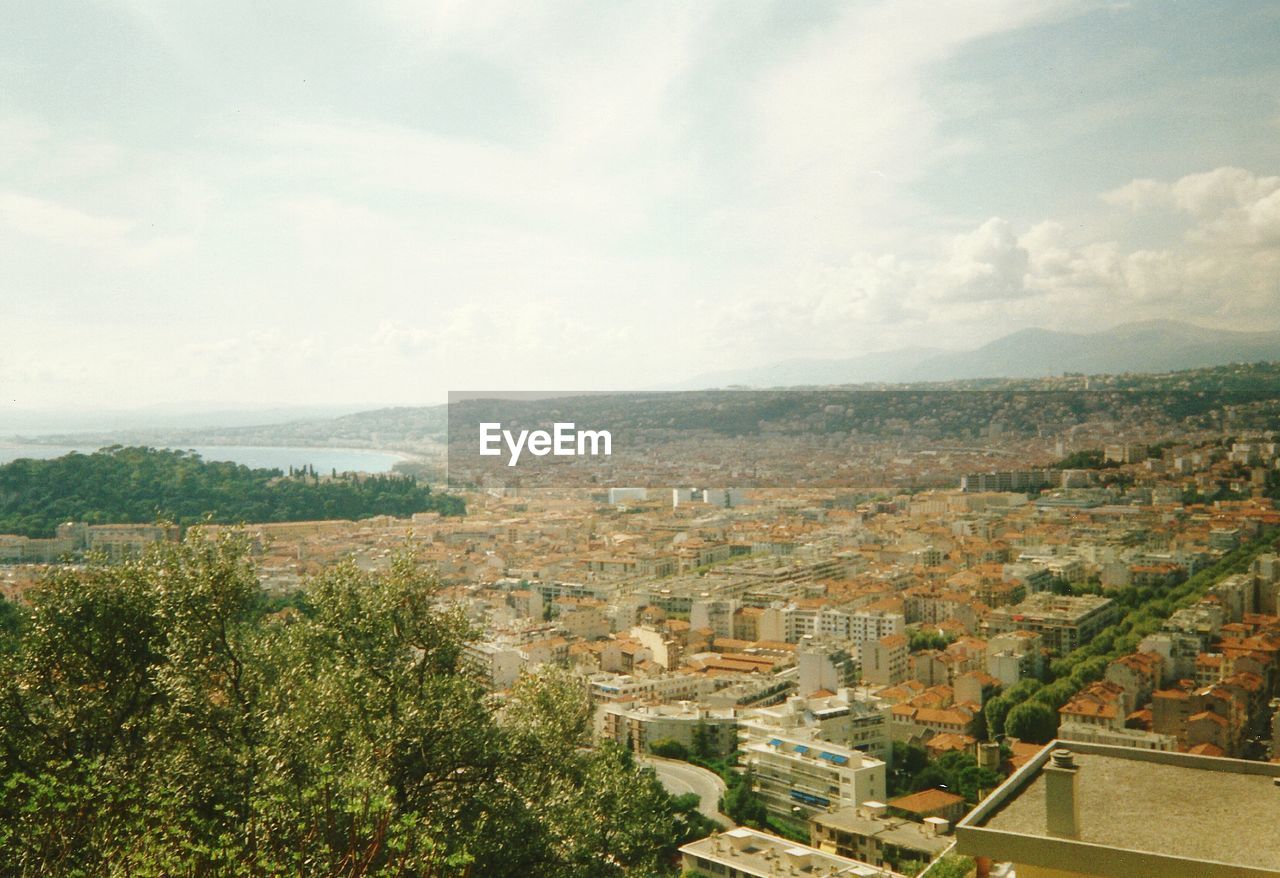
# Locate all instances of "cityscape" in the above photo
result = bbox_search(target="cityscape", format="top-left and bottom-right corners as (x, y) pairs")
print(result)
(4, 1), (1280, 876)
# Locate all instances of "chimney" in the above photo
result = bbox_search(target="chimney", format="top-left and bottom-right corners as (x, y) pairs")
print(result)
(858, 800), (888, 818)
(923, 816), (951, 836)
(1044, 748), (1081, 839)
(783, 847), (813, 869)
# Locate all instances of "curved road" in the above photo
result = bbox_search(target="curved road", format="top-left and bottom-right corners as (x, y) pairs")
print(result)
(641, 755), (732, 827)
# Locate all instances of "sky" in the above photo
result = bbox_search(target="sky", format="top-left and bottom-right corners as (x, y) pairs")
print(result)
(2, 0), (1279, 412)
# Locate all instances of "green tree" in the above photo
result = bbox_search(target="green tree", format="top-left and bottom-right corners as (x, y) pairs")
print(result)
(722, 769), (767, 828)
(909, 629), (951, 652)
(0, 533), (699, 877)
(888, 741), (930, 796)
(651, 739), (691, 761)
(984, 694), (1013, 739)
(1005, 700), (1059, 744)
(691, 721), (714, 759)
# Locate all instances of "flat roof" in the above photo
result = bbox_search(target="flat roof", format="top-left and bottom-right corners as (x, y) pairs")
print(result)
(957, 740), (1280, 878)
(681, 827), (897, 877)
(811, 809), (952, 856)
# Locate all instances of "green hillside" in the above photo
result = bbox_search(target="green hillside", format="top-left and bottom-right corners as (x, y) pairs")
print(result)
(0, 446), (463, 538)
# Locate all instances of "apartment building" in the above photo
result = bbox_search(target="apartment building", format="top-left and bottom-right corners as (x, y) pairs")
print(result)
(587, 671), (719, 704)
(1104, 651), (1164, 706)
(759, 603), (904, 646)
(984, 594), (1120, 655)
(1056, 681), (1130, 731)
(740, 690), (893, 764)
(740, 732), (887, 821)
(461, 641), (525, 690)
(986, 630), (1044, 687)
(797, 639), (859, 696)
(860, 635), (909, 687)
(595, 701), (738, 756)
(960, 470), (1057, 493)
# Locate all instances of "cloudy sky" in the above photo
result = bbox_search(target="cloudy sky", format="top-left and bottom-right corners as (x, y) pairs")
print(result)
(3, 0), (1279, 411)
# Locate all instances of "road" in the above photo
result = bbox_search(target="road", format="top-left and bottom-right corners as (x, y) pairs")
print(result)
(641, 755), (732, 827)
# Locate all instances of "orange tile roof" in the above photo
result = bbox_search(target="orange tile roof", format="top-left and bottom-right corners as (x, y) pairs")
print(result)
(888, 788), (966, 814)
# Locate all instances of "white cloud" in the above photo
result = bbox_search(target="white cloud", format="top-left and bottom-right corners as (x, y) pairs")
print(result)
(738, 0), (1086, 254)
(3, 3), (1277, 408)
(0, 191), (130, 245)
(1105, 166), (1280, 225)
(690, 165), (1280, 364)
(934, 218), (1030, 302)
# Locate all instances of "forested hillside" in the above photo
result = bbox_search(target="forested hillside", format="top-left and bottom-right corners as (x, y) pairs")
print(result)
(0, 446), (463, 537)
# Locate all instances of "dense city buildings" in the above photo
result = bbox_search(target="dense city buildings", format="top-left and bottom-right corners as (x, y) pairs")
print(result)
(5, 411), (1280, 878)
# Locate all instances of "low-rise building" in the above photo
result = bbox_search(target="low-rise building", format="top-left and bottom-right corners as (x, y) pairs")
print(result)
(810, 803), (952, 875)
(595, 701), (738, 756)
(1056, 722), (1177, 751)
(681, 827), (899, 878)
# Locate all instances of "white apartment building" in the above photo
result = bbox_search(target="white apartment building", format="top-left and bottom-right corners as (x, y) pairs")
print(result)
(690, 597), (741, 639)
(588, 671), (719, 704)
(985, 630), (1045, 688)
(859, 635), (908, 688)
(740, 731), (887, 821)
(462, 641), (525, 691)
(797, 639), (858, 695)
(740, 690), (892, 764)
(759, 604), (904, 646)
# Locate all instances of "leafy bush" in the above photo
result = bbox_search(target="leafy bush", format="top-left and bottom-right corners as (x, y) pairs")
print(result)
(650, 739), (691, 761)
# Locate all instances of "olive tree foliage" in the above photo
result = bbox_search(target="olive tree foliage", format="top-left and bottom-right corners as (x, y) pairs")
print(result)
(0, 531), (696, 877)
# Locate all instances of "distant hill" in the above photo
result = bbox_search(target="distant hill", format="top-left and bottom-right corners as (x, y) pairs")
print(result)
(22, 406), (449, 453)
(670, 347), (943, 390)
(904, 320), (1280, 382)
(1, 404), (368, 436)
(676, 320), (1280, 388)
(19, 332), (1280, 456)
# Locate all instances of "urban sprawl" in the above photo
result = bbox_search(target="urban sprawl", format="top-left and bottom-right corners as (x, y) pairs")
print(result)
(5, 420), (1280, 878)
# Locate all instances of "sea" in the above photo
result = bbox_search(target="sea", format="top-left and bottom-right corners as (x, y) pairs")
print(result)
(0, 444), (408, 474)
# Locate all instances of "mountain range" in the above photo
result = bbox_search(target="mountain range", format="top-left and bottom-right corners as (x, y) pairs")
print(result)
(674, 320), (1280, 388)
(12, 320), (1280, 450)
